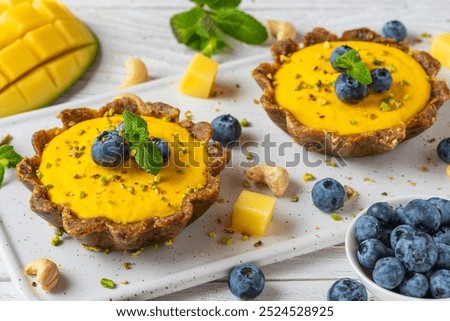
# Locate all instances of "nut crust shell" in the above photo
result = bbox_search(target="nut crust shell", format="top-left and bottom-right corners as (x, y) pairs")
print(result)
(16, 94), (229, 251)
(252, 27), (450, 157)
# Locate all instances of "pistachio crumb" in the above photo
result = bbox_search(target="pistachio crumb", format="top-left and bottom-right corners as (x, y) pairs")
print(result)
(290, 195), (299, 202)
(123, 262), (133, 270)
(242, 179), (251, 188)
(208, 231), (216, 238)
(220, 237), (232, 245)
(303, 173), (315, 182)
(331, 213), (343, 221)
(245, 152), (253, 160)
(120, 280), (129, 285)
(79, 191), (87, 199)
(100, 278), (115, 289)
(253, 98), (260, 105)
(130, 248), (144, 256)
(164, 239), (174, 246)
(240, 118), (250, 127)
(51, 236), (61, 246)
(242, 235), (249, 241)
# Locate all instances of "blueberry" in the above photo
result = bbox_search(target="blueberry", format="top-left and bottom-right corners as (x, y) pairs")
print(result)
(91, 130), (130, 167)
(437, 138), (450, 163)
(354, 215), (382, 243)
(381, 20), (407, 41)
(429, 269), (450, 299)
(367, 202), (394, 226)
(399, 272), (429, 298)
(357, 238), (390, 269)
(373, 257), (405, 290)
(211, 114), (242, 146)
(390, 224), (415, 250)
(428, 197), (450, 226)
(330, 45), (360, 72)
(311, 178), (346, 213)
(404, 199), (441, 233)
(327, 278), (367, 301)
(228, 263), (265, 300)
(394, 231), (439, 273)
(392, 205), (408, 226)
(151, 138), (170, 164)
(368, 68), (392, 93)
(380, 228), (393, 248)
(334, 72), (368, 104)
(435, 243), (450, 269)
(433, 227), (450, 246)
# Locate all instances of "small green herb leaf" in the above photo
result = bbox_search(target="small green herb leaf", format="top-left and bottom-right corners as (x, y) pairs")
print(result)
(0, 144), (23, 186)
(213, 8), (268, 45)
(203, 0), (241, 9)
(334, 49), (372, 85)
(131, 141), (164, 176)
(170, 7), (205, 44)
(123, 110), (149, 143)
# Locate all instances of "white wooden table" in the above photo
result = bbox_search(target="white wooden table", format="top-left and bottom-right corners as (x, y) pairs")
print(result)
(1, 0), (449, 301)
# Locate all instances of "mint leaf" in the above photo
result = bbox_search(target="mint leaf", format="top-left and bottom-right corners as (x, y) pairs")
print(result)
(0, 144), (23, 186)
(0, 166), (4, 186)
(190, 0), (241, 9)
(123, 110), (149, 143)
(213, 8), (268, 45)
(170, 7), (205, 44)
(334, 49), (372, 85)
(132, 141), (163, 176)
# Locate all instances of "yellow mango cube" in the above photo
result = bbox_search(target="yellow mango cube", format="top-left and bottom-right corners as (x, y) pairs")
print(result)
(231, 190), (276, 237)
(179, 53), (218, 98)
(430, 33), (450, 69)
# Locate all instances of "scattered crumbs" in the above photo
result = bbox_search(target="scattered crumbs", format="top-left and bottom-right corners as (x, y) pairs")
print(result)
(235, 83), (241, 88)
(214, 107), (220, 112)
(242, 179), (251, 188)
(130, 248), (144, 256)
(253, 240), (263, 247)
(315, 226), (320, 230)
(184, 111), (193, 120)
(253, 98), (260, 105)
(327, 160), (337, 167)
(331, 213), (343, 221)
(31, 281), (37, 288)
(224, 227), (234, 234)
(364, 176), (376, 183)
(419, 166), (429, 172)
(207, 231), (216, 238)
(50, 236), (61, 246)
(0, 133), (12, 146)
(120, 280), (129, 285)
(290, 195), (299, 202)
(242, 235), (249, 241)
(303, 172), (315, 182)
(164, 239), (174, 246)
(381, 192), (388, 196)
(427, 138), (436, 144)
(245, 152), (254, 160)
(81, 244), (102, 252)
(344, 185), (359, 200)
(387, 175), (394, 181)
(216, 197), (225, 204)
(100, 278), (115, 289)
(220, 237), (232, 245)
(346, 176), (353, 180)
(421, 32), (432, 38)
(240, 118), (250, 127)
(123, 262), (133, 270)
(407, 180), (417, 187)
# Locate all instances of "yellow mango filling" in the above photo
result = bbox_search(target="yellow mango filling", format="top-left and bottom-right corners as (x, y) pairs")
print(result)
(179, 53), (218, 98)
(231, 190), (276, 237)
(274, 41), (431, 135)
(38, 115), (209, 224)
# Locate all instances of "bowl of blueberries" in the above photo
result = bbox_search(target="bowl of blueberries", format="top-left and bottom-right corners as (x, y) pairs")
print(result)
(345, 195), (450, 300)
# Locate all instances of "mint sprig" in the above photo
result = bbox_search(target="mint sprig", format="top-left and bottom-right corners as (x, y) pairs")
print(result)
(170, 0), (268, 57)
(334, 49), (373, 85)
(122, 111), (163, 175)
(0, 144), (23, 186)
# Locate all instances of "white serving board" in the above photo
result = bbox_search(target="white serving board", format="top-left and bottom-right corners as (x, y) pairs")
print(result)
(0, 26), (449, 300)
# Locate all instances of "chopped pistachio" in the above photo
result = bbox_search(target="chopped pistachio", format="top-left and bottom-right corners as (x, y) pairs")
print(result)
(331, 213), (343, 221)
(290, 195), (299, 202)
(240, 118), (250, 127)
(100, 278), (115, 289)
(399, 79), (409, 86)
(185, 111), (193, 120)
(245, 152), (253, 160)
(421, 32), (432, 38)
(77, 129), (86, 136)
(220, 237), (232, 245)
(51, 236), (61, 246)
(242, 179), (251, 188)
(55, 229), (64, 237)
(43, 184), (54, 190)
(120, 280), (129, 285)
(162, 116), (171, 122)
(81, 244), (102, 252)
(164, 239), (174, 246)
(349, 119), (357, 126)
(0, 134), (12, 146)
(208, 231), (216, 238)
(317, 97), (328, 106)
(253, 98), (260, 105)
(79, 191), (87, 199)
(130, 248), (144, 256)
(242, 235), (249, 241)
(99, 176), (108, 185)
(303, 173), (315, 182)
(123, 262), (133, 270)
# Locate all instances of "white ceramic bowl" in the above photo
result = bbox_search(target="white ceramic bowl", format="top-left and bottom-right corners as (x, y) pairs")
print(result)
(345, 195), (450, 301)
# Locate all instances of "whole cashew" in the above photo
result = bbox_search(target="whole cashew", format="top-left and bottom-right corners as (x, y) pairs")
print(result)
(246, 163), (290, 196)
(24, 258), (60, 292)
(119, 57), (149, 88)
(266, 20), (297, 41)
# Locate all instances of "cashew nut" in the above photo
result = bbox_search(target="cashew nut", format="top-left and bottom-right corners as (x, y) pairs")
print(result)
(119, 57), (149, 88)
(266, 20), (297, 41)
(246, 163), (290, 196)
(24, 258), (60, 292)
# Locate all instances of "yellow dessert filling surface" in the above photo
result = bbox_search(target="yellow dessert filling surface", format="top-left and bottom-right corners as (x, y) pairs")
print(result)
(274, 41), (431, 135)
(38, 115), (209, 224)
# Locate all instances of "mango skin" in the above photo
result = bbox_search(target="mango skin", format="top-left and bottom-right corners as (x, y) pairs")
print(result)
(0, 0), (99, 118)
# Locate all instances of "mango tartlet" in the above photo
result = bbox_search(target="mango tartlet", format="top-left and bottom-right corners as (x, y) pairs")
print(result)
(16, 94), (229, 250)
(252, 27), (450, 157)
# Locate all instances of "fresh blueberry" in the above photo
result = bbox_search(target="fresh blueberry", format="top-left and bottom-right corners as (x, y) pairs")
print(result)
(211, 114), (242, 146)
(327, 278), (367, 301)
(151, 138), (170, 164)
(228, 263), (265, 300)
(428, 197), (450, 226)
(435, 243), (450, 269)
(334, 72), (368, 104)
(433, 227), (450, 246)
(354, 215), (382, 243)
(394, 231), (438, 273)
(357, 238), (390, 269)
(373, 257), (405, 290)
(367, 202), (394, 226)
(91, 130), (130, 167)
(381, 20), (407, 41)
(437, 138), (450, 163)
(330, 45), (360, 72)
(392, 205), (408, 226)
(399, 272), (429, 298)
(368, 68), (392, 93)
(311, 178), (346, 213)
(429, 269), (450, 298)
(390, 224), (415, 250)
(380, 228), (393, 248)
(404, 199), (441, 233)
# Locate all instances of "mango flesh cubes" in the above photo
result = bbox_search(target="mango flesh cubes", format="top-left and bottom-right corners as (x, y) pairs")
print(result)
(430, 33), (450, 69)
(0, 0), (98, 117)
(231, 190), (277, 237)
(179, 53), (218, 98)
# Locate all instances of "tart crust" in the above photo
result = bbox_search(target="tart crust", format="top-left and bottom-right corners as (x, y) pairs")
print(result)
(252, 27), (450, 157)
(16, 94), (230, 251)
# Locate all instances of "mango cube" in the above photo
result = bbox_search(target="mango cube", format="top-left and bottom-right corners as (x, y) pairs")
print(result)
(231, 190), (276, 237)
(430, 33), (450, 69)
(179, 53), (218, 98)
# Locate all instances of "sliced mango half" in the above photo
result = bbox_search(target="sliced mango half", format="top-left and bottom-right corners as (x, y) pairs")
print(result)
(0, 0), (98, 117)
